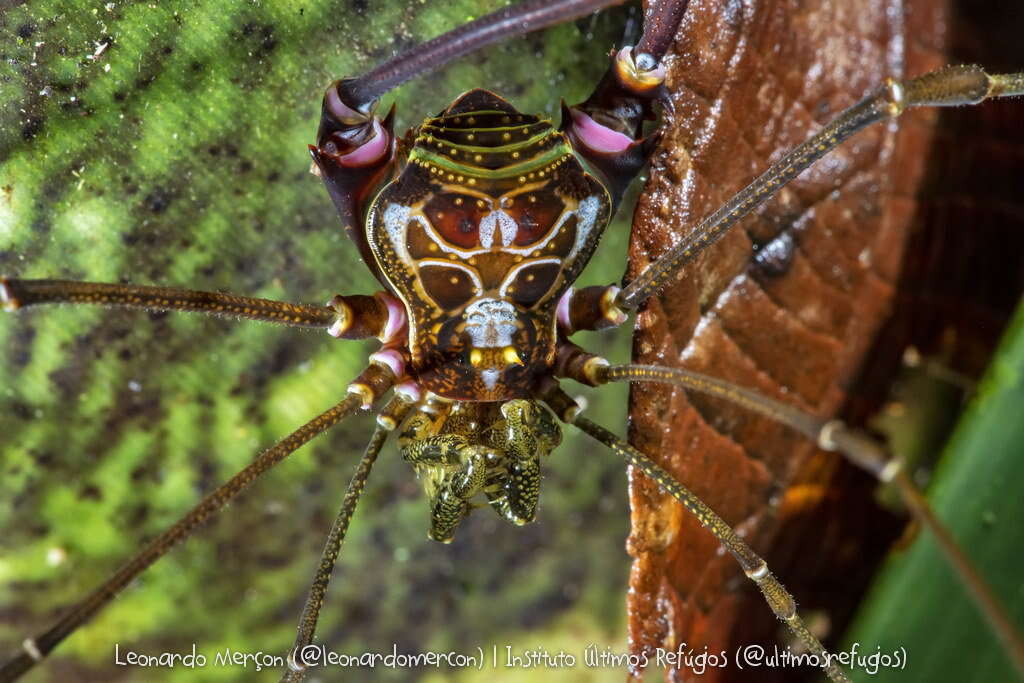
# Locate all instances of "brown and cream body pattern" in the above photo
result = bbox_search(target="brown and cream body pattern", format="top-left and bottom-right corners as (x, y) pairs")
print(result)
(366, 90), (611, 400)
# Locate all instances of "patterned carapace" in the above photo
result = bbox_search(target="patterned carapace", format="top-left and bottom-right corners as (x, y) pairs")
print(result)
(367, 90), (611, 401)
(302, 44), (661, 544)
(6, 1), (1020, 678)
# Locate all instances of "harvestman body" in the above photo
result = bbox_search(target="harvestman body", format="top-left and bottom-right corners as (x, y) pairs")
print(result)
(2, 0), (1022, 681)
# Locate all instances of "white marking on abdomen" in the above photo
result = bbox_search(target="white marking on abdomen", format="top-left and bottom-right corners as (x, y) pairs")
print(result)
(383, 203), (412, 257)
(570, 196), (600, 257)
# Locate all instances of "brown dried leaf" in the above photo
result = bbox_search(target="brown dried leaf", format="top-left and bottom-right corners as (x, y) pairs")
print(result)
(626, 0), (948, 679)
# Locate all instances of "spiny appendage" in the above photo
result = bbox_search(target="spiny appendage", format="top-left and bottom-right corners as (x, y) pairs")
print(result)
(397, 400), (561, 541)
(571, 415), (850, 683)
(487, 400), (561, 525)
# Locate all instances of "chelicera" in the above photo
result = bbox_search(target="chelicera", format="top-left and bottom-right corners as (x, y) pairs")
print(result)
(2, 0), (1023, 681)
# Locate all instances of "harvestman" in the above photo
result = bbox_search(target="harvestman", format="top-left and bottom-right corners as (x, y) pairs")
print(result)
(2, 0), (1023, 681)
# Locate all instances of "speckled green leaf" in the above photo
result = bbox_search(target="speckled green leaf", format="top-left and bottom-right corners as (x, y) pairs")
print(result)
(0, 2), (639, 682)
(843, 299), (1024, 682)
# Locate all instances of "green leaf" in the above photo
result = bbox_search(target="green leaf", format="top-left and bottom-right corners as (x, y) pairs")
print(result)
(843, 299), (1024, 681)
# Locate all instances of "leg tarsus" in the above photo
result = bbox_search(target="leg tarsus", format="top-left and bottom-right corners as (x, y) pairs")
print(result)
(488, 400), (560, 525)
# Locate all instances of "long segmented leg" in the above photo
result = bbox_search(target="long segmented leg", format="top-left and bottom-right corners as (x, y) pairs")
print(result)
(283, 392), (417, 683)
(555, 61), (1024, 333)
(615, 66), (1024, 310)
(0, 277), (333, 325)
(548, 29), (1024, 674)
(552, 349), (1024, 678)
(0, 278), (403, 340)
(0, 363), (396, 682)
(552, 46), (1024, 333)
(335, 0), (630, 112)
(537, 382), (851, 683)
(595, 363), (1024, 677)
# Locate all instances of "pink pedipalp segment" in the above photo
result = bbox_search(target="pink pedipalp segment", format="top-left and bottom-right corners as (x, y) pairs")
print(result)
(338, 119), (389, 167)
(569, 109), (633, 154)
(378, 292), (407, 343)
(556, 287), (574, 332)
(369, 348), (405, 379)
